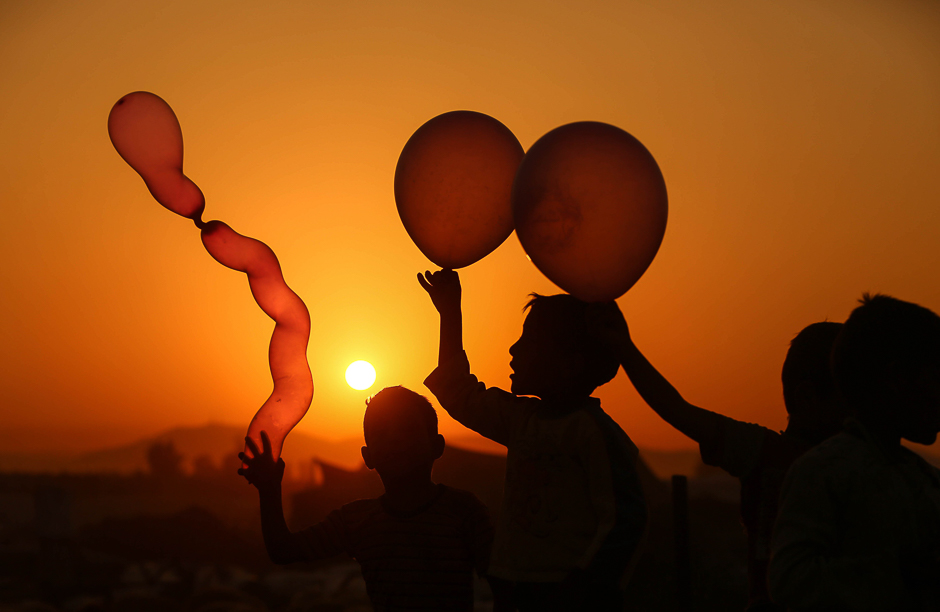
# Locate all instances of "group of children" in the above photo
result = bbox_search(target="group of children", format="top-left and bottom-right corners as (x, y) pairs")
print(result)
(238, 269), (940, 612)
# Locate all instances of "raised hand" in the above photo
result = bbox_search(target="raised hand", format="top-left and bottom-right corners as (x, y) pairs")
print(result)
(418, 269), (462, 315)
(237, 430), (285, 492)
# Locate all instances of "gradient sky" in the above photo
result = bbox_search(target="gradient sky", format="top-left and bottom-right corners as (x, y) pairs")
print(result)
(2, 0), (938, 455)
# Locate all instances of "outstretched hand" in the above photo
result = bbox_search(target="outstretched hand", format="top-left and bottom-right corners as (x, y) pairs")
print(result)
(418, 269), (461, 315)
(585, 301), (631, 347)
(237, 430), (285, 492)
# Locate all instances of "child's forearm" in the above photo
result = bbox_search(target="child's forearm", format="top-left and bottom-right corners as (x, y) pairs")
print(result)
(439, 306), (463, 366)
(617, 338), (717, 444)
(258, 482), (304, 564)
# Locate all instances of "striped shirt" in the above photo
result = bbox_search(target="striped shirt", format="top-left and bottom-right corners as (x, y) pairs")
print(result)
(425, 351), (647, 584)
(297, 484), (493, 611)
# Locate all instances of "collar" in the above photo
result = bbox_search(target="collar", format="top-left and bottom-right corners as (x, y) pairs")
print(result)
(843, 417), (904, 463)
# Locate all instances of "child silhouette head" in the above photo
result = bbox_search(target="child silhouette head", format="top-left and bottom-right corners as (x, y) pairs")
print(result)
(361, 386), (446, 480)
(509, 294), (619, 400)
(832, 294), (940, 445)
(781, 321), (847, 442)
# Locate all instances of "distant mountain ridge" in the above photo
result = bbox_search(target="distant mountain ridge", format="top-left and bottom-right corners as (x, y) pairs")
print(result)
(0, 424), (365, 474)
(3, 422), (937, 476)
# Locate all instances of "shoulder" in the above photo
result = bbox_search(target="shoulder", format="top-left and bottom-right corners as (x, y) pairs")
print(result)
(783, 431), (869, 492)
(335, 497), (384, 525)
(576, 402), (639, 460)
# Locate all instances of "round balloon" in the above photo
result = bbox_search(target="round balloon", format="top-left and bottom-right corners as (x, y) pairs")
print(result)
(512, 122), (668, 302)
(395, 111), (525, 269)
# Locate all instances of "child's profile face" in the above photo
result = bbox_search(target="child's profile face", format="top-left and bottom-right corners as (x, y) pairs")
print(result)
(898, 361), (940, 445)
(509, 307), (584, 398)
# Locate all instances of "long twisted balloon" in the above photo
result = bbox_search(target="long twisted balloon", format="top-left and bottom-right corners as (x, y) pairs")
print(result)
(108, 92), (313, 461)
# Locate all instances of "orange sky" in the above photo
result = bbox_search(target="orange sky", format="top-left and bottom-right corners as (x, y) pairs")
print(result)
(1, 0), (939, 455)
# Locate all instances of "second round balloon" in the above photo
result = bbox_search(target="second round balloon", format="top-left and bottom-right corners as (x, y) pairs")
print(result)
(395, 111), (525, 269)
(512, 122), (668, 303)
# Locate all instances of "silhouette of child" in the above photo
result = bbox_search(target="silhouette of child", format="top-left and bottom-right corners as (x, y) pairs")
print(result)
(769, 294), (940, 611)
(238, 385), (496, 612)
(419, 269), (647, 612)
(589, 303), (846, 611)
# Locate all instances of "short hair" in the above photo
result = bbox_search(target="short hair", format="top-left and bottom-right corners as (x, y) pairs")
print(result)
(781, 321), (843, 414)
(832, 293), (940, 413)
(363, 386), (438, 445)
(524, 294), (620, 391)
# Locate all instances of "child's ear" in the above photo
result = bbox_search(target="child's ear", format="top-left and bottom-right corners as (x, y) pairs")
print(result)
(432, 434), (446, 460)
(361, 445), (374, 470)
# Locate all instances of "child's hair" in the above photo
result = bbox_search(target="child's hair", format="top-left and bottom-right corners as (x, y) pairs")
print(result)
(781, 321), (843, 414)
(832, 293), (940, 414)
(525, 294), (620, 391)
(363, 386), (439, 444)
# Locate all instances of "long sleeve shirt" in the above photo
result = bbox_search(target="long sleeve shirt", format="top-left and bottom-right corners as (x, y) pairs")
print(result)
(425, 351), (647, 583)
(696, 413), (814, 609)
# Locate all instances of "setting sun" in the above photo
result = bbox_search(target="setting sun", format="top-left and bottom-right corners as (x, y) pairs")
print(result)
(345, 361), (377, 391)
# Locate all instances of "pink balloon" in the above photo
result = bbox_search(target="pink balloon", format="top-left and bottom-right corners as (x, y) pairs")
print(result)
(108, 92), (205, 221)
(395, 111), (524, 269)
(201, 221), (313, 461)
(108, 92), (313, 461)
(512, 122), (668, 302)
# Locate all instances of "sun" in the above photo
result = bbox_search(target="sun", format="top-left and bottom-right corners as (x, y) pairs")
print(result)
(345, 360), (376, 390)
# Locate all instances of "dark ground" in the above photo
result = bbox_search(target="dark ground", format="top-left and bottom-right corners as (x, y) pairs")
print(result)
(0, 445), (747, 612)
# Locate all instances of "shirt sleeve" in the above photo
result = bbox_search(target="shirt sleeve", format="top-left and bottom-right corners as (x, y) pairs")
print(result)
(296, 508), (351, 561)
(698, 414), (771, 480)
(424, 350), (528, 446)
(768, 452), (910, 610)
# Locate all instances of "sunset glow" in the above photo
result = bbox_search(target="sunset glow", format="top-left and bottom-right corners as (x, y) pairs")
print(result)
(0, 1), (938, 457)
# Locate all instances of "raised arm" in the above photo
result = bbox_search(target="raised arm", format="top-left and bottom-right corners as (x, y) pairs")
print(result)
(238, 431), (305, 564)
(418, 268), (463, 365)
(588, 303), (720, 444)
(419, 269), (524, 446)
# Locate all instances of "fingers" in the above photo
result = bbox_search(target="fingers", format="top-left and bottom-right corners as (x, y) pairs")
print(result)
(245, 435), (261, 458)
(260, 430), (272, 456)
(237, 452), (252, 464)
(417, 272), (432, 292)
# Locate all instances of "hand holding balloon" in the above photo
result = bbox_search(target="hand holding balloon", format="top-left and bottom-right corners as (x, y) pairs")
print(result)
(237, 431), (285, 493)
(417, 269), (461, 317)
(418, 269), (464, 364)
(108, 92), (313, 462)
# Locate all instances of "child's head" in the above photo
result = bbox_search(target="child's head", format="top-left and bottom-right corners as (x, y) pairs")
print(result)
(509, 294), (620, 399)
(781, 321), (846, 439)
(832, 294), (940, 444)
(361, 386), (445, 478)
